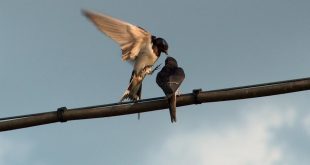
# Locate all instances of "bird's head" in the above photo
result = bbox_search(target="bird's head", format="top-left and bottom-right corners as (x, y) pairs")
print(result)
(165, 56), (178, 67)
(154, 37), (169, 55)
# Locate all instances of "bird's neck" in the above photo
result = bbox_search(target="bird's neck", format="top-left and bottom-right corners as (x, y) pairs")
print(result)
(152, 45), (161, 57)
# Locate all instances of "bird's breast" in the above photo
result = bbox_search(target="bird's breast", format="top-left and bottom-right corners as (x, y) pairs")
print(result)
(134, 50), (158, 74)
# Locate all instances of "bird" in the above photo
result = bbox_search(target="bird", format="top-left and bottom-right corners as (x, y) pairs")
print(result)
(156, 57), (185, 123)
(82, 10), (169, 102)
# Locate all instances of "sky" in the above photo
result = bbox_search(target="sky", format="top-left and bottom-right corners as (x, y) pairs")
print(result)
(1, 0), (310, 164)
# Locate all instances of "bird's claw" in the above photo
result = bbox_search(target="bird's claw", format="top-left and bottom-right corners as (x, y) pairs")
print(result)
(150, 63), (162, 75)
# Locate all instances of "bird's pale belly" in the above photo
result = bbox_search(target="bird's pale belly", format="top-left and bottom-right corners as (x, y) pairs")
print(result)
(134, 52), (158, 74)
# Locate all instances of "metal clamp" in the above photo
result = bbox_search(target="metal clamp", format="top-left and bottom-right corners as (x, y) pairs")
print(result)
(192, 89), (202, 104)
(57, 107), (67, 122)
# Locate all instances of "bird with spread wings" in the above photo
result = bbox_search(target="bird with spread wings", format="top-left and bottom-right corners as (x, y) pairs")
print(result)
(83, 10), (168, 102)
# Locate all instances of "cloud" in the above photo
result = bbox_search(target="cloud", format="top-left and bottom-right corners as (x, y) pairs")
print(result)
(302, 113), (310, 136)
(0, 135), (34, 165)
(145, 103), (296, 165)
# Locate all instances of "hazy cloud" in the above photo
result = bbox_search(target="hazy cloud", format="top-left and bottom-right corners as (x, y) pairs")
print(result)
(145, 103), (296, 165)
(0, 135), (36, 165)
(302, 113), (310, 136)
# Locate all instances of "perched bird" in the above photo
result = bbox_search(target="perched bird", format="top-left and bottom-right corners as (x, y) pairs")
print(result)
(82, 10), (168, 102)
(156, 57), (185, 123)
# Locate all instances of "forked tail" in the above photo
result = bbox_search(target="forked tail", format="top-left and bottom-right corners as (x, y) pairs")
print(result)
(168, 94), (177, 123)
(120, 71), (143, 102)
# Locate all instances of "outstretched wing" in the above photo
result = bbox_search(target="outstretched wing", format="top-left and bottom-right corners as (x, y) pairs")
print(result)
(82, 10), (151, 61)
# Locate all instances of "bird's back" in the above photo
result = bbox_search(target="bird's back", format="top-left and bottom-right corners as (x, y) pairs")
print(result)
(156, 66), (185, 96)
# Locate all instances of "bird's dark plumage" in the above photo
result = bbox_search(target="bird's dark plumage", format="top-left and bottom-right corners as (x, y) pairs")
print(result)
(156, 57), (185, 123)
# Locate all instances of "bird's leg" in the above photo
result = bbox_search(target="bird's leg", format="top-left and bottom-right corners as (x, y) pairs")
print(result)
(133, 95), (140, 101)
(140, 64), (161, 76)
(150, 64), (162, 75)
(144, 66), (153, 75)
(138, 65), (151, 77)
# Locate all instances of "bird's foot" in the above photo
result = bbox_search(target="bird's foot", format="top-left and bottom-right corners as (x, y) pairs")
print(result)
(145, 67), (152, 75)
(140, 64), (161, 76)
(133, 95), (140, 102)
(139, 65), (152, 76)
(150, 64), (162, 75)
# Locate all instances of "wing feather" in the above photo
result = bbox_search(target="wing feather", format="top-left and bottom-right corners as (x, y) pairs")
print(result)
(82, 10), (151, 61)
(168, 68), (185, 92)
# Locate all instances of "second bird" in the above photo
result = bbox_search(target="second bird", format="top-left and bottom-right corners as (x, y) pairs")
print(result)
(156, 57), (185, 123)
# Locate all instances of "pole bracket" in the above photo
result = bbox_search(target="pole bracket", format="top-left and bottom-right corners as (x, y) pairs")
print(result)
(192, 89), (202, 104)
(57, 107), (67, 123)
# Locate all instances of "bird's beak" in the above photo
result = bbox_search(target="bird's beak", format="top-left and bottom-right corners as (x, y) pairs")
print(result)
(164, 50), (168, 55)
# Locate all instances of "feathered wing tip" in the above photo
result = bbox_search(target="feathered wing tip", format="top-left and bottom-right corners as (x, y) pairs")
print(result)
(168, 94), (177, 123)
(120, 83), (142, 120)
(119, 86), (142, 102)
(120, 89), (130, 102)
(120, 86), (141, 102)
(120, 75), (143, 102)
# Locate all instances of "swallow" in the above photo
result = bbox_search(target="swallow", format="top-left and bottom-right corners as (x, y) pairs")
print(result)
(156, 57), (185, 123)
(82, 10), (168, 102)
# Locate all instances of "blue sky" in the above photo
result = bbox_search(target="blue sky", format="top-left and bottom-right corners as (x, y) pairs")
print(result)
(1, 0), (310, 165)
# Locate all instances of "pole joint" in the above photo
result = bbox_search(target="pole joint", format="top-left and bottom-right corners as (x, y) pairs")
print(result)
(192, 88), (202, 104)
(57, 107), (67, 122)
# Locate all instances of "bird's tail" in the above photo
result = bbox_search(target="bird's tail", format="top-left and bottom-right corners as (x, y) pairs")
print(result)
(120, 72), (143, 102)
(120, 71), (145, 120)
(168, 94), (177, 123)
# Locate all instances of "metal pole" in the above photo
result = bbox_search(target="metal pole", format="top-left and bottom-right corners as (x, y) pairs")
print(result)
(1, 77), (310, 132)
